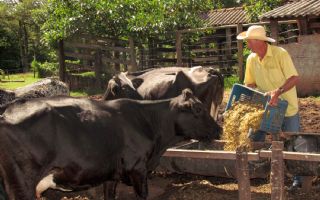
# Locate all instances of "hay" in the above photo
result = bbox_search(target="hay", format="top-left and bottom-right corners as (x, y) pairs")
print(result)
(222, 102), (264, 151)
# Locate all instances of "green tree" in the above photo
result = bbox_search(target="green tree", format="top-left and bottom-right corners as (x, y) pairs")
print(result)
(0, 2), (20, 71)
(41, 0), (216, 44)
(0, 0), (47, 72)
(242, 0), (283, 22)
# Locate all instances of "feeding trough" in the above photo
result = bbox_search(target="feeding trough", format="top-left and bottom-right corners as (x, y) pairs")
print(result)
(160, 140), (271, 179)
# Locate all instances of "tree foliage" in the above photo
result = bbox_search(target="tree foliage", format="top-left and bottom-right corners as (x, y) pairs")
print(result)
(242, 0), (283, 22)
(41, 0), (215, 44)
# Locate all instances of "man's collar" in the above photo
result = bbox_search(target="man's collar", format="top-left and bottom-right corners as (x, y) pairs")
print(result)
(265, 43), (273, 57)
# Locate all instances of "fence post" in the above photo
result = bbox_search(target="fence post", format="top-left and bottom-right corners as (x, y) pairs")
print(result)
(237, 24), (244, 83)
(94, 50), (103, 89)
(271, 141), (285, 200)
(176, 31), (182, 67)
(58, 39), (66, 82)
(236, 147), (251, 200)
(128, 37), (137, 72)
(270, 20), (279, 45)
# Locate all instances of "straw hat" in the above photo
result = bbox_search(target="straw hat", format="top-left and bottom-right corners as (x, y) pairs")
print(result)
(237, 25), (275, 43)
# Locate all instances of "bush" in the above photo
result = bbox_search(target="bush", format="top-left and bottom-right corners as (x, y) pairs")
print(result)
(31, 59), (41, 77)
(38, 62), (58, 78)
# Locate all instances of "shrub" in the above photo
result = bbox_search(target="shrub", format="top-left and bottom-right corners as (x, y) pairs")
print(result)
(31, 59), (41, 77)
(38, 62), (58, 78)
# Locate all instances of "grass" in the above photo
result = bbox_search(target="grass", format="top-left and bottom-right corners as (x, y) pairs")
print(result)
(0, 72), (104, 97)
(0, 72), (41, 90)
(224, 75), (241, 90)
(70, 88), (105, 97)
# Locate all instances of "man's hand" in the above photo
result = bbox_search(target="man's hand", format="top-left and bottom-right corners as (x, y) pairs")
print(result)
(265, 89), (281, 106)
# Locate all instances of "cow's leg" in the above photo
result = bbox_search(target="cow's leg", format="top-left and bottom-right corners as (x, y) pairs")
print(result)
(36, 169), (73, 198)
(0, 166), (35, 200)
(129, 170), (148, 200)
(103, 181), (118, 200)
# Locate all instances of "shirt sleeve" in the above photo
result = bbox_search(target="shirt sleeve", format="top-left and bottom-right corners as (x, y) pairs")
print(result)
(244, 55), (256, 85)
(279, 49), (299, 79)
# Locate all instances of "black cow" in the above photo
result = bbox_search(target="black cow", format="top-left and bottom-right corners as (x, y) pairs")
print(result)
(103, 66), (224, 120)
(0, 89), (221, 200)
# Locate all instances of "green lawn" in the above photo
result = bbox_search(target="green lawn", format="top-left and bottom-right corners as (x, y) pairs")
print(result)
(0, 72), (41, 90)
(0, 72), (103, 97)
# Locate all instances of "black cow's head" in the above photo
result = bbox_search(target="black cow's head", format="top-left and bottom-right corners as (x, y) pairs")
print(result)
(103, 73), (142, 100)
(170, 88), (222, 142)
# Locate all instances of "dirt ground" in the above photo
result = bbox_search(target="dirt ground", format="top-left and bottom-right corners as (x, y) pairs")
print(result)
(47, 94), (320, 200)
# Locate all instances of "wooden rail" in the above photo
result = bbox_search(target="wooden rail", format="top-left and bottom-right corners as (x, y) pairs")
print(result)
(163, 140), (320, 200)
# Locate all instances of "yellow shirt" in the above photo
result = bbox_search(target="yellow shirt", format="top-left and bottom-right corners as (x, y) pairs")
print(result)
(244, 44), (299, 116)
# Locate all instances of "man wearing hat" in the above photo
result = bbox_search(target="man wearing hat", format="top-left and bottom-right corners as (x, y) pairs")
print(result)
(237, 25), (301, 190)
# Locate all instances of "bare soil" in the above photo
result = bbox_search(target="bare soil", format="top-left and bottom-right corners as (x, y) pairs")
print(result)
(47, 94), (320, 200)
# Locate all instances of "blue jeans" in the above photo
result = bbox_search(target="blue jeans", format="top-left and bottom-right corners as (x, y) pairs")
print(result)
(251, 113), (302, 186)
(251, 113), (300, 142)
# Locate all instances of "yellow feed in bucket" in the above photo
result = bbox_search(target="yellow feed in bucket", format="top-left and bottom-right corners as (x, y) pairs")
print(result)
(222, 102), (264, 151)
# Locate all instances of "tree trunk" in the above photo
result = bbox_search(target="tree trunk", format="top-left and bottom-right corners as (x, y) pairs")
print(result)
(18, 20), (29, 72)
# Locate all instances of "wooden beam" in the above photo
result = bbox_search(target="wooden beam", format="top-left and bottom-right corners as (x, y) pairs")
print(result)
(128, 37), (137, 72)
(260, 150), (320, 162)
(163, 149), (260, 161)
(270, 19), (279, 45)
(237, 24), (244, 82)
(270, 141), (285, 200)
(64, 52), (94, 60)
(298, 17), (309, 35)
(176, 31), (182, 67)
(58, 40), (66, 82)
(102, 57), (131, 66)
(236, 148), (251, 200)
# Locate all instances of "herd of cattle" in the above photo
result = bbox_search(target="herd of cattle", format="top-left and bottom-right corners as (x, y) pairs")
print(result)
(0, 67), (224, 200)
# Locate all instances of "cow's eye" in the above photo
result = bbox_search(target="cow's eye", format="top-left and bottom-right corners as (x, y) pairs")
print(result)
(192, 104), (203, 116)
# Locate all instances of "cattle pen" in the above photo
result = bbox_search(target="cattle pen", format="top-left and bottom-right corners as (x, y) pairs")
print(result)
(162, 134), (320, 200)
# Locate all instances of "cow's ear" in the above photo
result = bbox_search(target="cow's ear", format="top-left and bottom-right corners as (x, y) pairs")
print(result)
(174, 71), (192, 88)
(131, 78), (143, 89)
(182, 88), (193, 100)
(195, 76), (217, 95)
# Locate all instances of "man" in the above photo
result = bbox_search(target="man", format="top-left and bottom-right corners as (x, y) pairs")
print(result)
(237, 25), (301, 190)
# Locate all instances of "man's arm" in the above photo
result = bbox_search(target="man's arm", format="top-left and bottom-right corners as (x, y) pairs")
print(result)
(267, 75), (299, 106)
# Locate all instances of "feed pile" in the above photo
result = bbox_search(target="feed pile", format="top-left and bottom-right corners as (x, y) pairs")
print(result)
(222, 102), (264, 151)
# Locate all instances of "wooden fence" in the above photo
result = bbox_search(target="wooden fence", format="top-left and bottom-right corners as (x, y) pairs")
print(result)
(57, 20), (300, 88)
(163, 136), (320, 200)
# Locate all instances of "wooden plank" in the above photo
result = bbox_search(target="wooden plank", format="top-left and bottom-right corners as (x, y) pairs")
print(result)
(309, 22), (320, 29)
(237, 24), (244, 82)
(302, 176), (313, 192)
(154, 47), (176, 53)
(193, 56), (219, 62)
(148, 58), (177, 63)
(191, 48), (218, 53)
(105, 46), (131, 53)
(236, 148), (251, 200)
(176, 31), (182, 67)
(270, 19), (279, 45)
(260, 151), (320, 162)
(102, 57), (131, 65)
(58, 40), (66, 82)
(65, 52), (94, 60)
(282, 131), (320, 137)
(163, 149), (260, 161)
(128, 37), (137, 72)
(65, 41), (131, 53)
(270, 141), (285, 200)
(65, 42), (102, 50)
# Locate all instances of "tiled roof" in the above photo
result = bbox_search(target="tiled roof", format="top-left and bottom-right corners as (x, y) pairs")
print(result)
(260, 0), (320, 20)
(202, 7), (250, 26)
